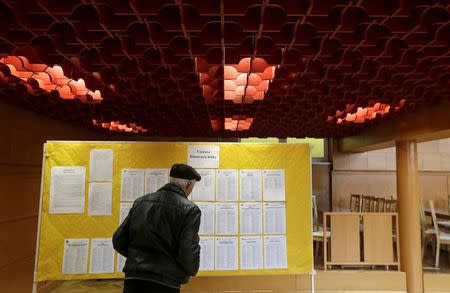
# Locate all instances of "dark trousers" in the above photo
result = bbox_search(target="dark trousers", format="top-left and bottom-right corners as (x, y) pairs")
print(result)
(123, 279), (180, 293)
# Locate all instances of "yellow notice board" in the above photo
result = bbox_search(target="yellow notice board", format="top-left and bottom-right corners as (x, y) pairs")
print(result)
(37, 141), (312, 281)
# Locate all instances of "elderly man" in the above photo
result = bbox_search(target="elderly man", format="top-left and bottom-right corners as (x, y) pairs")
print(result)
(113, 163), (202, 293)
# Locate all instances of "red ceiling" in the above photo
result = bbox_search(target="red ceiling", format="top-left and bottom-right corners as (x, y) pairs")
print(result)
(0, 0), (449, 138)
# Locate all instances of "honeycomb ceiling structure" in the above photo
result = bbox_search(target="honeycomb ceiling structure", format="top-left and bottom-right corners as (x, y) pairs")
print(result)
(0, 0), (449, 138)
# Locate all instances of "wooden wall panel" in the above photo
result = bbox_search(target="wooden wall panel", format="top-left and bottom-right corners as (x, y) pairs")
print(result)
(363, 214), (394, 263)
(332, 171), (449, 212)
(0, 102), (107, 293)
(330, 214), (360, 263)
(0, 256), (34, 293)
(332, 139), (450, 212)
(332, 171), (397, 211)
(0, 166), (41, 221)
(312, 164), (331, 212)
(419, 174), (449, 212)
(0, 218), (37, 267)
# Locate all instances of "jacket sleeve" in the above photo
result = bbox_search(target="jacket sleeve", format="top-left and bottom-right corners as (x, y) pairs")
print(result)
(176, 205), (201, 276)
(113, 208), (132, 257)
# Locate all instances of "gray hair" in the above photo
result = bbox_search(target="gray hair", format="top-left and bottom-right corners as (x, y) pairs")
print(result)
(169, 177), (194, 189)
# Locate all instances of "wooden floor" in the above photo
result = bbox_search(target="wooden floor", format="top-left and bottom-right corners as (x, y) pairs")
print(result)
(46, 271), (450, 293)
(44, 248), (450, 293)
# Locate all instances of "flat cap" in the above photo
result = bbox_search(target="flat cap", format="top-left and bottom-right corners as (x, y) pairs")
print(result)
(170, 163), (201, 181)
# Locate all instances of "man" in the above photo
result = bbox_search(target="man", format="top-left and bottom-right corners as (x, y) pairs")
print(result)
(113, 163), (202, 293)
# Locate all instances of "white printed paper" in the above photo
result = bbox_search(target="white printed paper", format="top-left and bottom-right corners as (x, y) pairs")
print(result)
(89, 149), (113, 181)
(88, 182), (112, 216)
(197, 202), (215, 235)
(215, 202), (238, 235)
(49, 166), (86, 214)
(62, 239), (89, 274)
(240, 236), (263, 270)
(264, 202), (287, 234)
(263, 169), (286, 201)
(199, 237), (214, 271)
(240, 203), (262, 235)
(120, 169), (145, 201)
(191, 169), (215, 201)
(144, 168), (168, 194)
(89, 238), (115, 274)
(264, 235), (288, 269)
(117, 254), (126, 272)
(240, 170), (262, 201)
(216, 170), (238, 201)
(215, 237), (238, 270)
(188, 145), (220, 168)
(119, 202), (133, 225)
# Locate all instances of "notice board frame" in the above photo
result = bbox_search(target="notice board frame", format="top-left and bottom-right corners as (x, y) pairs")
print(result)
(32, 141), (316, 292)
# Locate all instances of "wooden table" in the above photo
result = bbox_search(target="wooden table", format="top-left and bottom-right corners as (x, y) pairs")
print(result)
(424, 209), (450, 220)
(424, 209), (450, 231)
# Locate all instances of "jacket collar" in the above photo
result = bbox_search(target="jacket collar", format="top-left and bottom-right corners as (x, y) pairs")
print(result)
(160, 183), (187, 198)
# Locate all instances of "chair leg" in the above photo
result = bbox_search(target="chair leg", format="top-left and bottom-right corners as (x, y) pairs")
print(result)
(422, 238), (426, 261)
(314, 241), (320, 261)
(435, 242), (440, 268)
(447, 244), (450, 263)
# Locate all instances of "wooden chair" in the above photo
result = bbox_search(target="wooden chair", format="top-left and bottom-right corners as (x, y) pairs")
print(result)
(384, 199), (397, 212)
(361, 195), (374, 212)
(419, 201), (436, 260)
(312, 195), (319, 231)
(374, 197), (386, 212)
(429, 200), (450, 268)
(369, 197), (380, 212)
(349, 194), (362, 212)
(312, 195), (330, 260)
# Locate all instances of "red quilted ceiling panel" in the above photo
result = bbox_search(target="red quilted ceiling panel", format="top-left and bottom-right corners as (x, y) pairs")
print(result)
(0, 0), (449, 138)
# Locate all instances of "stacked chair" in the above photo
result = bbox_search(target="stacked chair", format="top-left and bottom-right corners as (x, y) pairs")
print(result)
(349, 194), (397, 212)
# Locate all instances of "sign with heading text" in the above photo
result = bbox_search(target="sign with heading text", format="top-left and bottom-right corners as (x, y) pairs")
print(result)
(188, 145), (220, 168)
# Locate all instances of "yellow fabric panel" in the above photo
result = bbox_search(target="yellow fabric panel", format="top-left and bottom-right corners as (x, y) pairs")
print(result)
(37, 142), (312, 281)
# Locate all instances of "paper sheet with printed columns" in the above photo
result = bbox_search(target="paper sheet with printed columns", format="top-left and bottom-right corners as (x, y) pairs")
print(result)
(37, 142), (312, 281)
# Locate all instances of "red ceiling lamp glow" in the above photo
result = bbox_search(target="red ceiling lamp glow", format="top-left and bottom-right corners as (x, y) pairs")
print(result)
(197, 57), (275, 105)
(224, 117), (253, 131)
(223, 58), (276, 104)
(197, 57), (275, 132)
(328, 100), (406, 124)
(0, 56), (103, 103)
(92, 120), (148, 133)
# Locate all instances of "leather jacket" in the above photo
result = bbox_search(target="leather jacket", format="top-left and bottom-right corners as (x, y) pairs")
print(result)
(113, 183), (201, 288)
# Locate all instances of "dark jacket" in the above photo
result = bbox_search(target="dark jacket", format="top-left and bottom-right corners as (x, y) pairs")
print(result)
(113, 183), (201, 288)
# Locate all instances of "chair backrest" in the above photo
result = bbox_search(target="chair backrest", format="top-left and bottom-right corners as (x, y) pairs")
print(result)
(384, 199), (397, 212)
(419, 201), (426, 235)
(419, 200), (427, 226)
(312, 195), (318, 231)
(369, 197), (379, 212)
(350, 194), (361, 212)
(362, 195), (373, 212)
(429, 200), (440, 236)
(376, 198), (385, 212)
